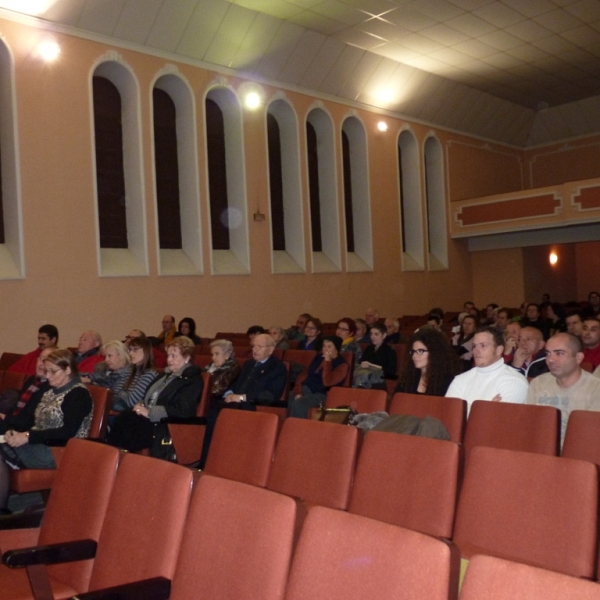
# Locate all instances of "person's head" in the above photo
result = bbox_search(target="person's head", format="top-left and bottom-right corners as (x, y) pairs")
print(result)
(461, 315), (477, 337)
(517, 327), (545, 358)
(210, 339), (234, 368)
(304, 318), (322, 341)
(365, 308), (379, 326)
(102, 340), (130, 371)
(472, 327), (504, 368)
(505, 321), (522, 343)
(542, 293), (551, 303)
(496, 309), (510, 331)
(36, 346), (57, 378)
(429, 307), (444, 319)
(369, 323), (387, 347)
(38, 324), (59, 349)
(589, 291), (600, 307)
(355, 318), (368, 339)
(409, 327), (450, 374)
(267, 326), (285, 344)
(520, 302), (527, 316)
(43, 349), (78, 388)
(125, 329), (145, 342)
(545, 333), (584, 383)
(322, 335), (342, 359)
(486, 303), (498, 319)
(246, 325), (265, 341)
(252, 333), (275, 362)
(165, 336), (194, 371)
(162, 315), (175, 332)
(126, 336), (154, 370)
(545, 302), (565, 322)
(566, 313), (584, 337)
(582, 318), (600, 349)
(463, 301), (475, 311)
(468, 307), (480, 319)
(336, 318), (357, 339)
(526, 303), (540, 321)
(295, 314), (312, 334)
(78, 330), (102, 354)
(178, 318), (197, 338)
(384, 318), (399, 335)
(426, 314), (441, 331)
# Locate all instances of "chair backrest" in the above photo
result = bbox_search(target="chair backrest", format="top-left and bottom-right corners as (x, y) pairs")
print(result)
(463, 401), (560, 465)
(0, 352), (24, 370)
(193, 354), (212, 369)
(391, 344), (407, 376)
(348, 431), (459, 538)
(326, 386), (387, 413)
(340, 351), (354, 386)
(454, 446), (598, 579)
(282, 349), (317, 373)
(460, 554), (600, 600)
(204, 409), (279, 487)
(196, 371), (212, 417)
(170, 475), (295, 600)
(562, 410), (600, 465)
(85, 384), (114, 439)
(0, 370), (26, 393)
(267, 418), (358, 509)
(389, 393), (467, 444)
(38, 439), (120, 593)
(87, 452), (193, 591)
(285, 506), (460, 600)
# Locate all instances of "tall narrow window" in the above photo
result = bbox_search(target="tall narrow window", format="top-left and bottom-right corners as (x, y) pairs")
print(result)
(341, 131), (354, 253)
(93, 76), (127, 248)
(267, 113), (285, 251)
(306, 121), (322, 252)
(424, 136), (448, 269)
(153, 88), (182, 250)
(0, 142), (4, 244)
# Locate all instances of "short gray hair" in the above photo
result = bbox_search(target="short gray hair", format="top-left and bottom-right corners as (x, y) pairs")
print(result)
(210, 339), (233, 357)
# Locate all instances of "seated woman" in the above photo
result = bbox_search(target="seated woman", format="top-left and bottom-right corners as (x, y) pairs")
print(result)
(395, 328), (458, 396)
(268, 326), (290, 351)
(174, 317), (202, 345)
(452, 314), (477, 371)
(0, 349), (93, 514)
(288, 335), (348, 419)
(298, 317), (323, 351)
(336, 318), (362, 362)
(204, 339), (241, 400)
(107, 337), (203, 460)
(87, 340), (131, 395)
(354, 323), (397, 388)
(545, 302), (566, 337)
(111, 336), (158, 411)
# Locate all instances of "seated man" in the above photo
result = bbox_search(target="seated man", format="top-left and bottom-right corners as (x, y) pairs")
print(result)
(8, 324), (59, 376)
(503, 320), (521, 363)
(495, 308), (510, 333)
(157, 315), (176, 345)
(125, 328), (166, 368)
(75, 330), (103, 374)
(528, 333), (600, 444)
(286, 313), (311, 342)
(384, 318), (401, 344)
(364, 308), (380, 328)
(565, 312), (584, 338)
(446, 326), (528, 415)
(509, 327), (549, 379)
(522, 303), (550, 340)
(426, 313), (442, 331)
(582, 318), (600, 368)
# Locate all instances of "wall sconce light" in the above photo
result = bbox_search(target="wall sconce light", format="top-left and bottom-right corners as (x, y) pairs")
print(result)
(549, 251), (558, 265)
(377, 121), (388, 132)
(37, 40), (61, 62)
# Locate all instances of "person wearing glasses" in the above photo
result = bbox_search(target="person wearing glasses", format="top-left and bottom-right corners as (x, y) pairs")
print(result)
(446, 326), (528, 415)
(0, 349), (93, 514)
(336, 318), (362, 362)
(395, 328), (458, 396)
(298, 318), (323, 352)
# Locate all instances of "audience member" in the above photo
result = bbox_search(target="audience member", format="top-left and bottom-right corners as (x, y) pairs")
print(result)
(463, 301), (475, 312)
(74, 330), (103, 374)
(354, 323), (397, 388)
(298, 318), (323, 351)
(8, 324), (59, 376)
(583, 291), (600, 319)
(174, 317), (202, 345)
(204, 339), (241, 401)
(267, 326), (290, 351)
(509, 327), (549, 379)
(545, 302), (566, 336)
(335, 318), (362, 360)
(355, 318), (370, 343)
(582, 317), (600, 368)
(495, 308), (510, 332)
(395, 328), (458, 396)
(364, 308), (380, 327)
(565, 312), (584, 338)
(0, 349), (93, 514)
(528, 333), (600, 443)
(445, 326), (528, 414)
(384, 318), (401, 344)
(452, 314), (477, 371)
(288, 335), (349, 419)
(286, 313), (311, 341)
(503, 320), (521, 363)
(157, 315), (177, 345)
(125, 329), (166, 368)
(484, 303), (499, 326)
(521, 303), (550, 340)
(426, 313), (442, 331)
(86, 340), (131, 394)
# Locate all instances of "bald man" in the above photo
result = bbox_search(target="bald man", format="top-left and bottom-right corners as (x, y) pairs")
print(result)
(510, 326), (548, 379)
(75, 330), (103, 374)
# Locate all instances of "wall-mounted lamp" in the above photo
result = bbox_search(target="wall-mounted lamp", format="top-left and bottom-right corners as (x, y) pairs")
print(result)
(244, 91), (261, 110)
(549, 251), (558, 265)
(37, 39), (61, 62)
(377, 121), (388, 132)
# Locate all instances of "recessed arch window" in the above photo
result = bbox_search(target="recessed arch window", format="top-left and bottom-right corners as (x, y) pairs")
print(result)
(341, 116), (372, 271)
(424, 136), (448, 269)
(306, 107), (340, 272)
(398, 129), (424, 270)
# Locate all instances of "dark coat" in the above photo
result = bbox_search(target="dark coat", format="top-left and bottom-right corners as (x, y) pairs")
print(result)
(230, 356), (287, 405)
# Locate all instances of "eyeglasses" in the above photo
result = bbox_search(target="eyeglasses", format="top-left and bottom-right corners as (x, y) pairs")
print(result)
(337, 326), (350, 332)
(127, 347), (142, 353)
(44, 367), (62, 375)
(409, 349), (428, 356)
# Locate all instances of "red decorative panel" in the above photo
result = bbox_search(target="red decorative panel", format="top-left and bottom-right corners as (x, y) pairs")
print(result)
(573, 186), (600, 210)
(457, 194), (560, 226)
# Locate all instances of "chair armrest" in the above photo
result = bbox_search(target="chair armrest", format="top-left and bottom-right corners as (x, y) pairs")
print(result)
(66, 576), (171, 600)
(0, 510), (44, 530)
(3, 538), (97, 567)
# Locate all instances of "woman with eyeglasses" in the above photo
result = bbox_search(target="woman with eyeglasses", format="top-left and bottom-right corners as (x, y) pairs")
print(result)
(298, 318), (323, 352)
(0, 349), (93, 514)
(395, 328), (458, 396)
(336, 318), (362, 362)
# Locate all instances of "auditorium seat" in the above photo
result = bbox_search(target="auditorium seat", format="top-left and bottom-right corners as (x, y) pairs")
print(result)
(561, 409), (600, 465)
(285, 506), (460, 600)
(193, 354), (212, 369)
(0, 353), (24, 371)
(0, 371), (26, 394)
(203, 409), (279, 487)
(348, 431), (459, 538)
(460, 554), (600, 600)
(453, 446), (597, 579)
(389, 393), (467, 444)
(325, 386), (387, 413)
(282, 349), (317, 376)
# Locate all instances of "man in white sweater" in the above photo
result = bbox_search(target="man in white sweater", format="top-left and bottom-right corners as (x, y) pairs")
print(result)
(446, 326), (529, 414)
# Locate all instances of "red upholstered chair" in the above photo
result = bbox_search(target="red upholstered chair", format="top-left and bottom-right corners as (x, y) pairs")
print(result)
(389, 393), (467, 444)
(391, 343), (407, 377)
(282, 349), (317, 377)
(348, 431), (459, 539)
(0, 371), (26, 394)
(562, 409), (600, 466)
(0, 439), (120, 598)
(460, 554), (600, 600)
(453, 446), (598, 579)
(203, 409), (279, 487)
(267, 418), (359, 510)
(326, 387), (387, 413)
(285, 506), (460, 600)
(0, 353), (24, 371)
(463, 401), (560, 469)
(193, 354), (212, 369)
